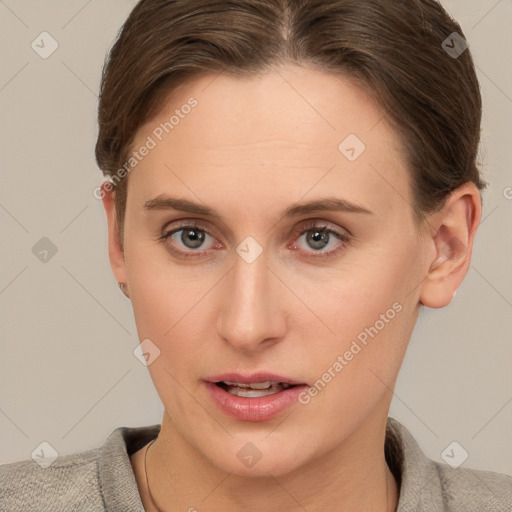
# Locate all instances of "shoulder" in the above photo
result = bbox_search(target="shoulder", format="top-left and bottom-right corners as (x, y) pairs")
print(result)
(0, 446), (104, 512)
(386, 417), (512, 512)
(0, 424), (159, 512)
(434, 461), (512, 510)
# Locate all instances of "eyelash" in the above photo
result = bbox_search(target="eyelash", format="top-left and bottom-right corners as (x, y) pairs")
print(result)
(157, 220), (352, 259)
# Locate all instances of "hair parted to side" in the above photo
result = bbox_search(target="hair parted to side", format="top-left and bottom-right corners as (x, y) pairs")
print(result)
(95, 0), (485, 243)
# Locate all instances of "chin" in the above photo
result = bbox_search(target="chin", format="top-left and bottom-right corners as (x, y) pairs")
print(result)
(204, 437), (312, 478)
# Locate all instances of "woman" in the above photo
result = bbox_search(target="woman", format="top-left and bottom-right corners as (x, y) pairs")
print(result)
(2, 0), (511, 510)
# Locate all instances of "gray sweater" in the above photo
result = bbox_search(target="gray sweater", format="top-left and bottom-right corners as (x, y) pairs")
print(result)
(1, 417), (511, 511)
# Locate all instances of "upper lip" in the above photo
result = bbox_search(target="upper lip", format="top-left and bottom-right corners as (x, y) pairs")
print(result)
(205, 372), (307, 386)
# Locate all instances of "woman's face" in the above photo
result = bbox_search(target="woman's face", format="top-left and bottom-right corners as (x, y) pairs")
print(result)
(109, 64), (435, 476)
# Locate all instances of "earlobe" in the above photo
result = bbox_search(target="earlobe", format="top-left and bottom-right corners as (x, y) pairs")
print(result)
(118, 281), (130, 299)
(419, 183), (482, 308)
(100, 181), (128, 288)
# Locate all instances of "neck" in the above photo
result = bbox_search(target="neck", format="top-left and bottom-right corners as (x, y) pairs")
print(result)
(137, 410), (399, 512)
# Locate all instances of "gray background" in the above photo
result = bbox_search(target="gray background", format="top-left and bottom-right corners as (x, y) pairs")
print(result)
(1, 0), (511, 476)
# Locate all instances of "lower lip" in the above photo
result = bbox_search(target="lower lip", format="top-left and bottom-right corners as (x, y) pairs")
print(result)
(204, 382), (308, 422)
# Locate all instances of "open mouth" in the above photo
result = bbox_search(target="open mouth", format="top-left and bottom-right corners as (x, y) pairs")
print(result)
(206, 378), (308, 421)
(215, 381), (297, 398)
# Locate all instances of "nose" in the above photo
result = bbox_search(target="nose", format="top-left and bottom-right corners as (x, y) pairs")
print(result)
(216, 247), (287, 353)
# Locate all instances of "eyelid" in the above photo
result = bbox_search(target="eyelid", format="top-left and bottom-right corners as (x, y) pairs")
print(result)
(163, 218), (211, 230)
(292, 218), (352, 238)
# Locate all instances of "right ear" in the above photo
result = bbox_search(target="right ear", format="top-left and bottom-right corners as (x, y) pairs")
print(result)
(100, 182), (128, 287)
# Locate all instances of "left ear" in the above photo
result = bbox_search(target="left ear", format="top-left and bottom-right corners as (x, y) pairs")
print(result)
(419, 182), (482, 308)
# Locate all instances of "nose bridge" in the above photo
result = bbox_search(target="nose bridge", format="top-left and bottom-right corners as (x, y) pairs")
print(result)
(217, 244), (283, 350)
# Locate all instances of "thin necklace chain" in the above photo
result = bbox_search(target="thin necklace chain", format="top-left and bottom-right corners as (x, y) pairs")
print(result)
(144, 438), (165, 512)
(143, 437), (395, 512)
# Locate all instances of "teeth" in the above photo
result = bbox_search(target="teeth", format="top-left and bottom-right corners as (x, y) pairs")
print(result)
(226, 385), (282, 398)
(246, 381), (271, 390)
(222, 381), (292, 390)
(221, 382), (294, 397)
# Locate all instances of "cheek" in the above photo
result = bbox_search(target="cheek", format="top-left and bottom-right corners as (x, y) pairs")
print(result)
(294, 274), (414, 435)
(129, 269), (208, 349)
(126, 265), (211, 410)
(124, 231), (205, 335)
(298, 242), (416, 335)
(294, 241), (419, 388)
(125, 246), (223, 392)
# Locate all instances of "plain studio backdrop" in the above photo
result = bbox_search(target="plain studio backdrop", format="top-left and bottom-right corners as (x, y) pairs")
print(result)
(0, 0), (511, 476)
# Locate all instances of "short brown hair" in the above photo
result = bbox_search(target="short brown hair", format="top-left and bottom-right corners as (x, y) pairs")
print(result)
(95, 0), (485, 242)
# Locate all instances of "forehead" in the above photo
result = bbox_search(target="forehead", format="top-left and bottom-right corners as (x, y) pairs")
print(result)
(127, 64), (412, 221)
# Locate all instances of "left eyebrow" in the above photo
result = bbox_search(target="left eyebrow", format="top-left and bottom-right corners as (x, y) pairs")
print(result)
(280, 197), (374, 218)
(143, 194), (374, 220)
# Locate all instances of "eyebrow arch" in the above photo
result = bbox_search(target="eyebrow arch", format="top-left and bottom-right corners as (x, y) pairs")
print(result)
(143, 194), (374, 220)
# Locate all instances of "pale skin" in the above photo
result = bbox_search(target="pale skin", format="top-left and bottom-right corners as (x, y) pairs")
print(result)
(101, 64), (481, 511)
